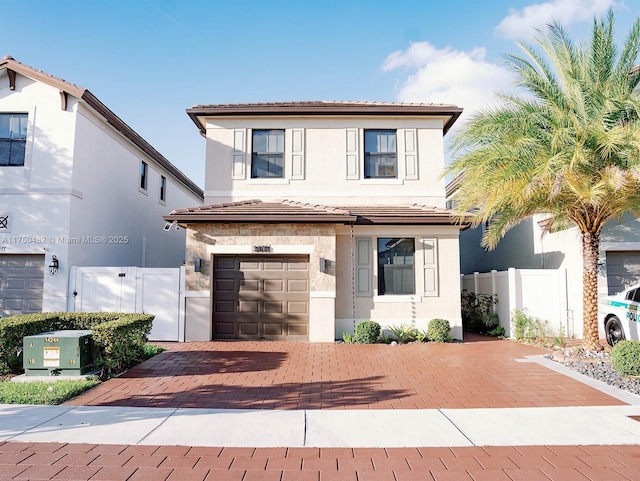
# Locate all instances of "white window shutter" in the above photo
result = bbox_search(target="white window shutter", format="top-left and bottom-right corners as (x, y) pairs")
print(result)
(291, 128), (305, 179)
(232, 128), (247, 179)
(346, 128), (359, 179)
(422, 238), (439, 297)
(404, 128), (418, 180)
(356, 237), (372, 296)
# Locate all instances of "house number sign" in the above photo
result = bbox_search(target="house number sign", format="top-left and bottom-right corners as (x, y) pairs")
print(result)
(253, 245), (272, 253)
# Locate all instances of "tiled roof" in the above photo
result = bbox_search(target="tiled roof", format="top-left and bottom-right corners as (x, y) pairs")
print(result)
(166, 199), (356, 222)
(0, 55), (203, 200)
(164, 199), (469, 227)
(190, 100), (461, 110)
(186, 100), (463, 135)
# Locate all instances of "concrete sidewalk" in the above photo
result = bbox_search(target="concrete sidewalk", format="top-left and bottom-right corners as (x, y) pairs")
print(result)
(2, 404), (640, 448)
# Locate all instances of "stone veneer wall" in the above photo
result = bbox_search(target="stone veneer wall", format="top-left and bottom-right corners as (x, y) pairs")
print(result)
(184, 223), (337, 292)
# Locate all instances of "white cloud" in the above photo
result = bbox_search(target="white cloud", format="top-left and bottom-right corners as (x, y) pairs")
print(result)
(495, 0), (616, 40)
(382, 42), (514, 120)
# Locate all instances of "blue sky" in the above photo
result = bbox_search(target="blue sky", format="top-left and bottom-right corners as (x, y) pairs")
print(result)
(2, 0), (639, 188)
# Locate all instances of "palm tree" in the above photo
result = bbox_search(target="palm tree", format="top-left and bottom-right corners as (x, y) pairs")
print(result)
(447, 10), (640, 350)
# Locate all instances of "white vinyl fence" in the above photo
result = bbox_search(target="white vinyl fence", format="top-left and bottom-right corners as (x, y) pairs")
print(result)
(67, 266), (184, 341)
(461, 268), (570, 338)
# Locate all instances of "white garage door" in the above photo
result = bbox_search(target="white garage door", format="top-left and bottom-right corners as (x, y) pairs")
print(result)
(0, 254), (44, 315)
(606, 251), (640, 295)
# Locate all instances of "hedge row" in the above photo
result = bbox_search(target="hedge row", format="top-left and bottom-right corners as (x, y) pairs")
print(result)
(0, 312), (154, 378)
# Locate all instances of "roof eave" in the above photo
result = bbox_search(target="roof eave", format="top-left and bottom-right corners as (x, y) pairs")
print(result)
(163, 214), (357, 223)
(186, 103), (464, 136)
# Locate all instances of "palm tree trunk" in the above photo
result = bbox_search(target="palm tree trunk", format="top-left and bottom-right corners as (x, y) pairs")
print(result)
(582, 231), (600, 350)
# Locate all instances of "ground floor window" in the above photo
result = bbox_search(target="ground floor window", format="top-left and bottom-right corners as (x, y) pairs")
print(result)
(377, 238), (415, 295)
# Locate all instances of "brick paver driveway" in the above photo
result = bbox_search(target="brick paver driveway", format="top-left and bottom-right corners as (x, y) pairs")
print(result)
(67, 334), (623, 409)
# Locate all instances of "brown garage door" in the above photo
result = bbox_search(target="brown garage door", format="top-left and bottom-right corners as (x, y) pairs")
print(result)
(0, 254), (44, 315)
(606, 251), (640, 294)
(213, 255), (309, 340)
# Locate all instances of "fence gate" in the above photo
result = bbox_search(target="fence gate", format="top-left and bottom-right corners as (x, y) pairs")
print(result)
(68, 267), (183, 341)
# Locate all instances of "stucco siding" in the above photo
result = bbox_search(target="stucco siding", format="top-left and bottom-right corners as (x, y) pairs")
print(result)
(335, 225), (463, 340)
(203, 117), (449, 207)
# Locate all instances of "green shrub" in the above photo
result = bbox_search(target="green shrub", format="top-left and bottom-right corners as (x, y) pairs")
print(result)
(512, 309), (565, 347)
(427, 318), (451, 343)
(461, 290), (498, 333)
(0, 312), (154, 378)
(354, 320), (381, 344)
(482, 312), (500, 330)
(487, 325), (506, 337)
(611, 340), (640, 377)
(414, 328), (428, 343)
(387, 324), (416, 343)
(342, 332), (354, 344)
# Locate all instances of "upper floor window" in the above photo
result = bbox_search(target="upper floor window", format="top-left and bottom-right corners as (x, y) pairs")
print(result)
(140, 161), (148, 190)
(159, 175), (167, 202)
(364, 129), (396, 179)
(252, 129), (284, 178)
(0, 113), (27, 166)
(378, 237), (415, 295)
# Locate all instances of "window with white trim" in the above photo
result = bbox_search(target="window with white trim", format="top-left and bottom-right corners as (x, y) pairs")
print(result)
(251, 129), (284, 178)
(140, 161), (148, 190)
(364, 129), (396, 179)
(377, 237), (415, 295)
(159, 175), (167, 202)
(0, 113), (27, 166)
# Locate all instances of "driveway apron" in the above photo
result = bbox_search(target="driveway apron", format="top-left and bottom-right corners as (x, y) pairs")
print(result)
(66, 334), (624, 410)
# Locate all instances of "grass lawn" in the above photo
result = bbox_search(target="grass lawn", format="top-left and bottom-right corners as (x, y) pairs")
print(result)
(0, 378), (101, 404)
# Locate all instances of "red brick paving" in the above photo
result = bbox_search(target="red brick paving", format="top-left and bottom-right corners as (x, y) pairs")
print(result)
(1, 442), (639, 480)
(2, 334), (634, 479)
(66, 334), (623, 409)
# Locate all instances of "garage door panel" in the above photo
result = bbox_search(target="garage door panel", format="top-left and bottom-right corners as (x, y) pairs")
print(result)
(288, 324), (308, 336)
(264, 261), (285, 270)
(264, 301), (283, 313)
(239, 301), (259, 313)
(238, 322), (259, 336)
(28, 278), (44, 289)
(6, 278), (26, 289)
(288, 301), (308, 314)
(263, 323), (283, 336)
(288, 280), (308, 292)
(215, 279), (237, 291)
(5, 298), (25, 310)
(213, 255), (309, 340)
(240, 280), (259, 291)
(214, 300), (237, 313)
(215, 322), (236, 337)
(216, 257), (238, 270)
(6, 259), (28, 268)
(26, 299), (42, 311)
(264, 280), (283, 291)
(288, 262), (308, 271)
(239, 260), (260, 270)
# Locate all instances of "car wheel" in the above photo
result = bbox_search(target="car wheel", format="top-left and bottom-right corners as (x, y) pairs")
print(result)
(605, 316), (626, 346)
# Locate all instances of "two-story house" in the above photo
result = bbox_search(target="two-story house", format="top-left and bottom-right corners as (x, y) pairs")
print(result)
(165, 101), (467, 342)
(0, 56), (203, 315)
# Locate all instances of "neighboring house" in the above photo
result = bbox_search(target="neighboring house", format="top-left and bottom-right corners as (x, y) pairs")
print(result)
(0, 56), (203, 315)
(450, 172), (640, 338)
(164, 101), (469, 342)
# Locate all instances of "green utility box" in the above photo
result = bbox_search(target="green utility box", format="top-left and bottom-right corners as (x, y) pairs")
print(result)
(23, 330), (95, 376)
